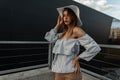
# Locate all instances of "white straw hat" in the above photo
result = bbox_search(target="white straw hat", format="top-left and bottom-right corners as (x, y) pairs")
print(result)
(56, 5), (83, 26)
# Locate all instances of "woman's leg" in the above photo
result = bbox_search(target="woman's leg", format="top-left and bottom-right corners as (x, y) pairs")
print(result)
(55, 73), (65, 80)
(64, 72), (82, 80)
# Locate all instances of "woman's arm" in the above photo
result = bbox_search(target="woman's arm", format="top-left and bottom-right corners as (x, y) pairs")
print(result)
(44, 26), (62, 43)
(44, 16), (63, 43)
(73, 27), (101, 61)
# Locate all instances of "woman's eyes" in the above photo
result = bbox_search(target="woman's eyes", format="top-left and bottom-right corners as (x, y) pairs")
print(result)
(63, 15), (69, 17)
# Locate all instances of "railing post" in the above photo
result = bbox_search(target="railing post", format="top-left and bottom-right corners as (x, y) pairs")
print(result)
(48, 43), (54, 69)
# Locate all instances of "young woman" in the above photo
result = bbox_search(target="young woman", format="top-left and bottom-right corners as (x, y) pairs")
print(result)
(44, 5), (101, 80)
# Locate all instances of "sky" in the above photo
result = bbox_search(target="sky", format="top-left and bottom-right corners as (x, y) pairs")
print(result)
(73, 0), (120, 20)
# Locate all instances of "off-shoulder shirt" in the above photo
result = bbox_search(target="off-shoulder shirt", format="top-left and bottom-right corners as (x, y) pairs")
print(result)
(44, 28), (101, 73)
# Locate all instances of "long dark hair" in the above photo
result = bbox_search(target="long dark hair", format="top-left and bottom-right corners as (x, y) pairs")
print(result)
(59, 7), (78, 39)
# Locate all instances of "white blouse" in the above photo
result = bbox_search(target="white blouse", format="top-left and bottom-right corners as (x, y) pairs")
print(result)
(44, 28), (101, 73)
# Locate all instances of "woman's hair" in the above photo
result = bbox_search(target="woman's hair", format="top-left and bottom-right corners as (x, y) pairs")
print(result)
(59, 7), (79, 39)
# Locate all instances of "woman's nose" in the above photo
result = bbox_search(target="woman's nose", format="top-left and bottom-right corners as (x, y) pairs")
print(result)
(64, 17), (68, 19)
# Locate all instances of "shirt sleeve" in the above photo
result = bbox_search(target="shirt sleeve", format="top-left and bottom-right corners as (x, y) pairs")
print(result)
(44, 28), (62, 43)
(77, 33), (101, 61)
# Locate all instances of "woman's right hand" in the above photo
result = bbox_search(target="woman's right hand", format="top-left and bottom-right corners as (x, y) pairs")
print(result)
(57, 15), (63, 26)
(72, 56), (80, 74)
(54, 16), (63, 30)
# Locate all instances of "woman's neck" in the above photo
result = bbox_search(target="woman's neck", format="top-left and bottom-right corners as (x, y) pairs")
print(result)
(66, 25), (72, 31)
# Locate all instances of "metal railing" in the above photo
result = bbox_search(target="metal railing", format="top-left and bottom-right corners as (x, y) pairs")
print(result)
(0, 41), (119, 79)
(0, 41), (49, 75)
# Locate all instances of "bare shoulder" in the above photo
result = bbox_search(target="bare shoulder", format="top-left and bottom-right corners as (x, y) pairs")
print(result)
(73, 26), (86, 38)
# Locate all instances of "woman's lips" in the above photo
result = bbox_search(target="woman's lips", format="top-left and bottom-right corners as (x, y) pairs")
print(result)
(64, 21), (68, 23)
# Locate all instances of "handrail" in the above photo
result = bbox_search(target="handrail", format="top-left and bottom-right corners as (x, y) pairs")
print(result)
(81, 68), (112, 80)
(0, 53), (46, 59)
(99, 44), (120, 49)
(0, 41), (49, 44)
(0, 47), (48, 50)
(0, 41), (120, 49)
(92, 59), (120, 67)
(0, 64), (48, 75)
(80, 62), (109, 73)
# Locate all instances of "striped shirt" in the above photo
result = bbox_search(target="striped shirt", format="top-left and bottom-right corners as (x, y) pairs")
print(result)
(44, 28), (101, 73)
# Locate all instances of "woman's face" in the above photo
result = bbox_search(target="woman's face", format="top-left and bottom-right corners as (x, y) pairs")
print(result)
(63, 10), (72, 26)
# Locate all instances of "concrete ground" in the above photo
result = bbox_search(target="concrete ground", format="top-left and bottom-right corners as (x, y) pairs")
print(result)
(19, 68), (100, 80)
(0, 67), (101, 80)
(22, 71), (100, 80)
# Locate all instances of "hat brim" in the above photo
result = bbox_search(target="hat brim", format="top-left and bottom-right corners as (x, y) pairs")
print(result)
(56, 5), (83, 26)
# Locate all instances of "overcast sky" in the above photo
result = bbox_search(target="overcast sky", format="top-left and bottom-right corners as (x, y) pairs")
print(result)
(73, 0), (120, 20)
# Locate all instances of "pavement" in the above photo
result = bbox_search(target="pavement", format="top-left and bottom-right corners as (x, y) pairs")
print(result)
(20, 67), (100, 80)
(0, 67), (107, 80)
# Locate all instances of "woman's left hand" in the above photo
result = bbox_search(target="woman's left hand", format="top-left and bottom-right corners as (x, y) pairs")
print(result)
(72, 56), (80, 74)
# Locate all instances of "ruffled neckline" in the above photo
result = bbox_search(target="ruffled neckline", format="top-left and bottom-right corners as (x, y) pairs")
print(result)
(58, 33), (87, 41)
